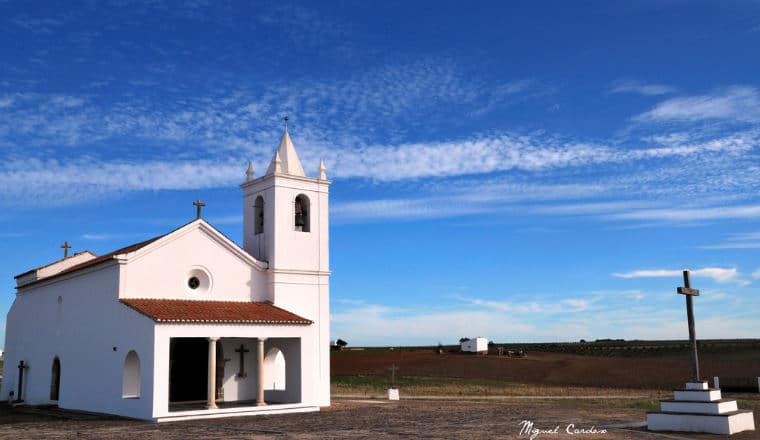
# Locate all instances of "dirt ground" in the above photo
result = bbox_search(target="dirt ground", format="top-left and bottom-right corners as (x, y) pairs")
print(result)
(1, 397), (759, 440)
(332, 349), (760, 389)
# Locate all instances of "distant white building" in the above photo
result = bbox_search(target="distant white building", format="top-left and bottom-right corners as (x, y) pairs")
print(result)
(1, 130), (331, 422)
(461, 337), (489, 354)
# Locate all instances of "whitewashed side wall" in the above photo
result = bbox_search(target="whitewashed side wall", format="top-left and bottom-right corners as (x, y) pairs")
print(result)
(121, 227), (268, 302)
(153, 324), (313, 419)
(1, 263), (155, 420)
(270, 272), (330, 407)
(243, 179), (276, 277)
(242, 175), (330, 274)
(270, 177), (330, 272)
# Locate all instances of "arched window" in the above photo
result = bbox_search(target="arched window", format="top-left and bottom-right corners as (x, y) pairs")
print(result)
(263, 348), (286, 390)
(254, 196), (264, 235)
(50, 357), (61, 401)
(294, 195), (310, 232)
(122, 350), (141, 398)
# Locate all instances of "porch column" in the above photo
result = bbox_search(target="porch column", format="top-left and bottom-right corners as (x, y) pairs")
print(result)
(257, 337), (267, 406)
(206, 337), (219, 409)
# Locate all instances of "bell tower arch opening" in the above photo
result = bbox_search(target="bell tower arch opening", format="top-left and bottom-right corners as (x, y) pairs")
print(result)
(294, 195), (310, 232)
(254, 195), (264, 235)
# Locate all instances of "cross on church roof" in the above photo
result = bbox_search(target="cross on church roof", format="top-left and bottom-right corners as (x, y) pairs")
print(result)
(60, 241), (71, 258)
(193, 200), (206, 220)
(283, 115), (289, 131)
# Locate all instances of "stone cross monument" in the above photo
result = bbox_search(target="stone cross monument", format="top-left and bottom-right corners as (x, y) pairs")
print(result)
(677, 270), (700, 382)
(647, 270), (755, 434)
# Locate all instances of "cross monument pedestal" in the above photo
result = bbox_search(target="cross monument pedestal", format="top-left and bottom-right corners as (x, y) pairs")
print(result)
(387, 364), (400, 401)
(647, 271), (755, 435)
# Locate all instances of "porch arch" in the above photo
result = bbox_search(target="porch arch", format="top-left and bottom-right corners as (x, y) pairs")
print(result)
(263, 347), (286, 390)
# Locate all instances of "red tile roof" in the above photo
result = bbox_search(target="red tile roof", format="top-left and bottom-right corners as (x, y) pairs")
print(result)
(120, 299), (312, 325)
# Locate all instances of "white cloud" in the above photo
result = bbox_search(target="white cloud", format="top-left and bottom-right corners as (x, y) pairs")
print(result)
(613, 267), (739, 283)
(331, 303), (537, 346)
(462, 296), (592, 314)
(324, 129), (756, 182)
(611, 79), (676, 96)
(699, 231), (760, 250)
(331, 296), (760, 346)
(609, 204), (760, 222)
(700, 242), (760, 250)
(0, 96), (14, 108)
(332, 198), (492, 222)
(634, 86), (760, 123)
(0, 158), (245, 205)
(12, 16), (66, 33)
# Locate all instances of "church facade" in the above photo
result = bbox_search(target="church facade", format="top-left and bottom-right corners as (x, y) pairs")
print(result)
(1, 131), (331, 421)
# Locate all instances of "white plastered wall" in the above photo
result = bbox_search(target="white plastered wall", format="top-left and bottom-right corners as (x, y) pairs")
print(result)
(270, 272), (330, 407)
(1, 263), (155, 420)
(120, 224), (268, 302)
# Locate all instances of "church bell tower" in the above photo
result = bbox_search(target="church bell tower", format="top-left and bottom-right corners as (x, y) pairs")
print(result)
(241, 128), (331, 288)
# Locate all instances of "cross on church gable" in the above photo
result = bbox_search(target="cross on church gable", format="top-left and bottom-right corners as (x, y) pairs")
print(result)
(60, 241), (71, 258)
(193, 200), (206, 219)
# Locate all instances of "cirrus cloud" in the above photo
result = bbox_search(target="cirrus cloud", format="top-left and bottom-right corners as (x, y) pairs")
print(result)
(613, 267), (739, 283)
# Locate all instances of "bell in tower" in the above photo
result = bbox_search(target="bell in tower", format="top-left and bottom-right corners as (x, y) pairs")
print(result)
(294, 195), (309, 232)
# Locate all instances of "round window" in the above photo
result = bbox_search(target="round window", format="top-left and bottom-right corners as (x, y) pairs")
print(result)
(185, 267), (212, 294)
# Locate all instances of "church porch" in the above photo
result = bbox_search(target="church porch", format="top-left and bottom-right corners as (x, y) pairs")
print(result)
(167, 336), (301, 412)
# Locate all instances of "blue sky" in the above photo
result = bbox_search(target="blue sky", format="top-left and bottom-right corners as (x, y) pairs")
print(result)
(1, 1), (760, 347)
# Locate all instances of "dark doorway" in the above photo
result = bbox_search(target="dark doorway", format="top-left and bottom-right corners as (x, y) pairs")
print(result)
(169, 338), (208, 403)
(50, 357), (61, 401)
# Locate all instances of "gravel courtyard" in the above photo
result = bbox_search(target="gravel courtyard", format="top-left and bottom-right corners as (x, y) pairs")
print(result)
(2, 397), (759, 439)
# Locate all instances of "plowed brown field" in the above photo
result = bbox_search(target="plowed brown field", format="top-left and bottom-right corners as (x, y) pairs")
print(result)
(332, 349), (760, 389)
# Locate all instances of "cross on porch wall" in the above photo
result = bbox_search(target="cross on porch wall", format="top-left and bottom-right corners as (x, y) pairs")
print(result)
(235, 344), (250, 378)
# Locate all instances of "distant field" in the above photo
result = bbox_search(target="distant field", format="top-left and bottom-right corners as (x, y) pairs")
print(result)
(331, 340), (760, 392)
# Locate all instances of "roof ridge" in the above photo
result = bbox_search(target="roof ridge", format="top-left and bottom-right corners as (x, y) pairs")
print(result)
(122, 298), (274, 304)
(16, 219), (264, 290)
(14, 250), (98, 279)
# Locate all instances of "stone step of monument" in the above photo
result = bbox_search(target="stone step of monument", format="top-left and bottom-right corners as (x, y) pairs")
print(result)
(673, 389), (721, 402)
(674, 387), (719, 391)
(647, 410), (755, 435)
(660, 398), (738, 415)
(684, 381), (709, 391)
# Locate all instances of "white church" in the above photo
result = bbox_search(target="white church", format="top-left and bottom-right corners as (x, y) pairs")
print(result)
(1, 130), (332, 422)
